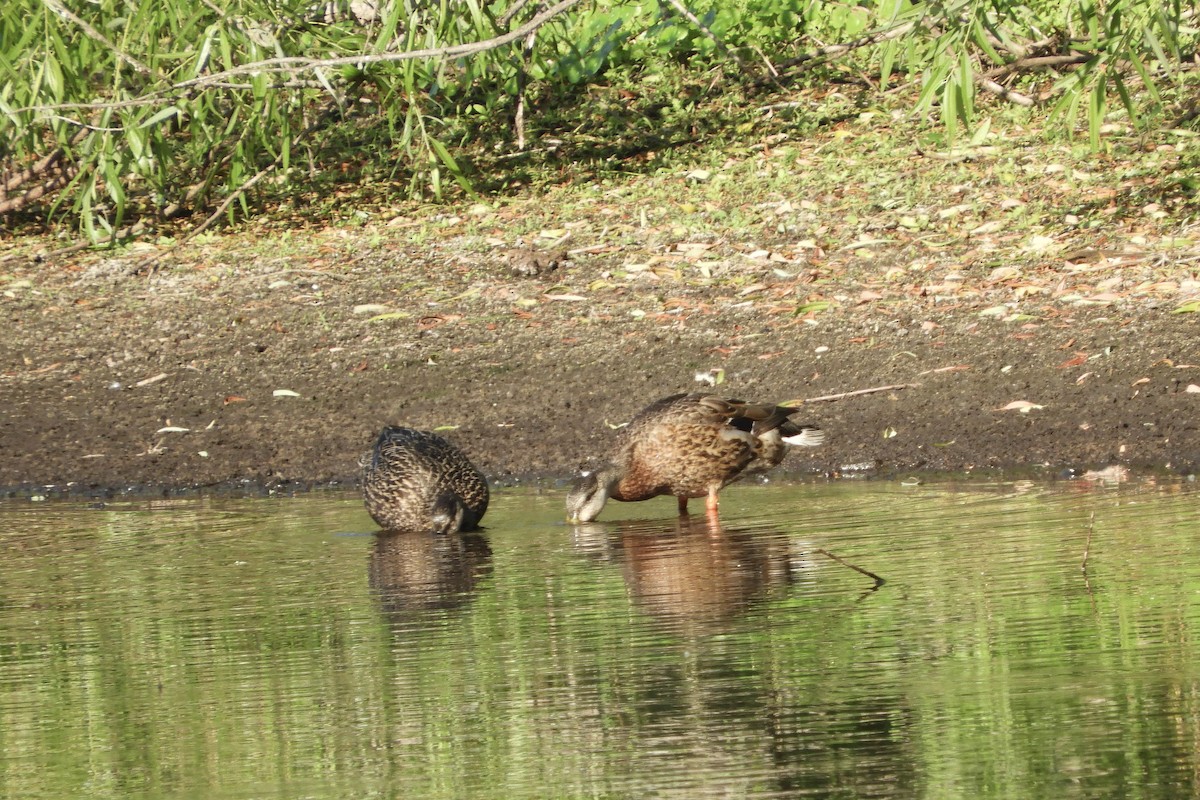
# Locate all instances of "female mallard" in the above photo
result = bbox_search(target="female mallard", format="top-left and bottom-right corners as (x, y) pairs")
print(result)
(362, 426), (489, 534)
(566, 393), (825, 522)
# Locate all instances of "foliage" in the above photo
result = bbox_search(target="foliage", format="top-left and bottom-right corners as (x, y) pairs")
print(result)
(0, 0), (1196, 241)
(879, 0), (1195, 147)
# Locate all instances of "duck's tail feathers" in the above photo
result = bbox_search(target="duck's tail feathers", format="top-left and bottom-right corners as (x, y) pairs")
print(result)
(780, 424), (825, 447)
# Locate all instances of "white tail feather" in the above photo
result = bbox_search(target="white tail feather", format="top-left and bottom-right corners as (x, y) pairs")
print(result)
(782, 428), (825, 447)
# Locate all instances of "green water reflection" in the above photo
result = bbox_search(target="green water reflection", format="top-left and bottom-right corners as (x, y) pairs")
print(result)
(1, 480), (1199, 799)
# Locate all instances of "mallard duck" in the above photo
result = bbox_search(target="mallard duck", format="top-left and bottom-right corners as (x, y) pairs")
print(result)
(362, 426), (489, 534)
(566, 393), (825, 522)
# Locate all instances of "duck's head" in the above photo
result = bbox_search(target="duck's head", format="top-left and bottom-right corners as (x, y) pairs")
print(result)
(429, 493), (467, 535)
(566, 467), (619, 523)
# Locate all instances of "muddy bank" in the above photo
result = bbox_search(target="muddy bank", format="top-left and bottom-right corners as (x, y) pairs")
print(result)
(3, 238), (1198, 498)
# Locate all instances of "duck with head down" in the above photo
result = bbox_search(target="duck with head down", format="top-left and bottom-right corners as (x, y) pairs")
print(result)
(362, 426), (489, 534)
(566, 393), (825, 522)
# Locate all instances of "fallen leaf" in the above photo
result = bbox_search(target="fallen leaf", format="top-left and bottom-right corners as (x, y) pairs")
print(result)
(918, 364), (971, 375)
(1057, 353), (1088, 369)
(156, 426), (189, 434)
(273, 389), (301, 398)
(1131, 377), (1150, 386)
(223, 395), (247, 404)
(998, 400), (1044, 412)
(969, 220), (1005, 236)
(352, 304), (392, 315)
(135, 373), (169, 387)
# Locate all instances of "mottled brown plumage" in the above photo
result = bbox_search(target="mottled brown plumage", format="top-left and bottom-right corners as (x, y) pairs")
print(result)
(566, 393), (825, 522)
(362, 427), (489, 534)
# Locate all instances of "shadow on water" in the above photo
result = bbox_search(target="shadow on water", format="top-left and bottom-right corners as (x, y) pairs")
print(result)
(368, 530), (493, 624)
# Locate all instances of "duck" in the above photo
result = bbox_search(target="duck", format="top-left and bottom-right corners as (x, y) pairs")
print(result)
(565, 393), (825, 522)
(361, 426), (489, 534)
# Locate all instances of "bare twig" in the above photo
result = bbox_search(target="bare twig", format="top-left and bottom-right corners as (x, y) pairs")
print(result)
(983, 53), (1092, 80)
(32, 221), (147, 261)
(977, 77), (1034, 107)
(131, 96), (345, 272)
(796, 383), (918, 404)
(760, 20), (917, 85)
(0, 127), (89, 214)
(169, 0), (587, 93)
(815, 548), (886, 589)
(0, 172), (76, 216)
(917, 364), (971, 376)
(12, 0), (589, 118)
(498, 0), (534, 28)
(41, 0), (152, 76)
(1081, 510), (1095, 572)
(132, 162), (276, 273)
(662, 0), (748, 69)
(513, 2), (542, 151)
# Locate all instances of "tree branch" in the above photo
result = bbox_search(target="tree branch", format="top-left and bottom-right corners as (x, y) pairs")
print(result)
(169, 0), (589, 92)
(766, 20), (918, 83)
(12, 0), (590, 118)
(661, 0), (748, 70)
(41, 0), (152, 76)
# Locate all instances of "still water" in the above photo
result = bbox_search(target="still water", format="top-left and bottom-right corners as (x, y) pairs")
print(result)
(2, 478), (1199, 799)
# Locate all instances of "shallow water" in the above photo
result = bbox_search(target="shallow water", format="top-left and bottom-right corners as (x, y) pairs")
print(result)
(2, 479), (1200, 799)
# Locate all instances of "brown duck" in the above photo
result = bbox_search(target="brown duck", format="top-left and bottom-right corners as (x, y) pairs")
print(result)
(362, 426), (489, 534)
(565, 393), (825, 522)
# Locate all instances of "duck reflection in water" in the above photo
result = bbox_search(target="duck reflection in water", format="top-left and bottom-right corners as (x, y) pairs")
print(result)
(573, 516), (885, 632)
(574, 515), (797, 632)
(368, 530), (493, 623)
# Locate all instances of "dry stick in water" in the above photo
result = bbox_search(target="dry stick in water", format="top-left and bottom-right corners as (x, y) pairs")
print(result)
(815, 548), (886, 589)
(1081, 511), (1096, 572)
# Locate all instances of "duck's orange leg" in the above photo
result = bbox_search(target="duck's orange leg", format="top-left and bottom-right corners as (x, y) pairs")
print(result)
(706, 486), (721, 516)
(677, 496), (690, 515)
